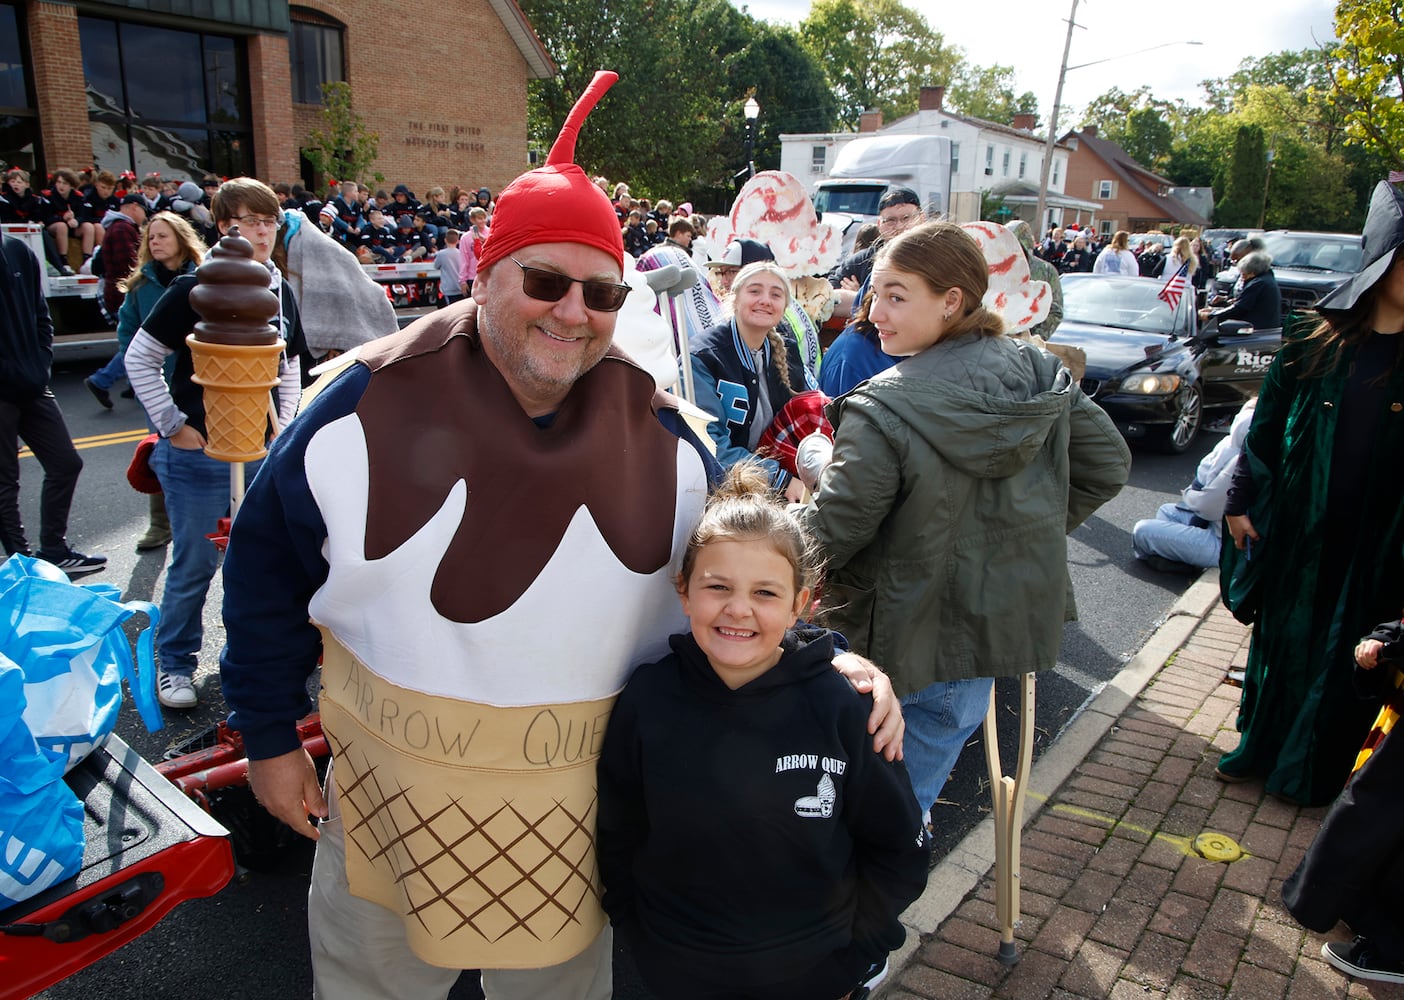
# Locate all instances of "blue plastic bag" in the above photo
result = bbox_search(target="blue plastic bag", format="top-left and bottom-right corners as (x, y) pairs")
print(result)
(0, 554), (163, 772)
(0, 654), (86, 907)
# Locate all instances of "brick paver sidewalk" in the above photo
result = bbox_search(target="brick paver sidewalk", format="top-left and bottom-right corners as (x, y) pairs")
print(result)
(882, 601), (1404, 1000)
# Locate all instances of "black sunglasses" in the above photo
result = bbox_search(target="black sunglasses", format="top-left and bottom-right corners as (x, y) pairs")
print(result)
(511, 257), (631, 312)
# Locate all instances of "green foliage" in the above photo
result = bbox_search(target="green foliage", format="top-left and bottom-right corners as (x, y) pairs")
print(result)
(1121, 108), (1175, 171)
(1202, 48), (1335, 115)
(1217, 125), (1267, 226)
(300, 82), (382, 196)
(519, 0), (833, 205)
(1071, 49), (1368, 231)
(1330, 0), (1404, 166)
(979, 189), (1013, 222)
(798, 0), (960, 129)
(1077, 87), (1187, 162)
(947, 64), (1036, 123)
(1263, 141), (1353, 230)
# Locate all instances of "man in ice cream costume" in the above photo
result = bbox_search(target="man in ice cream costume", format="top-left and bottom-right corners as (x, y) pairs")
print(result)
(220, 72), (902, 1000)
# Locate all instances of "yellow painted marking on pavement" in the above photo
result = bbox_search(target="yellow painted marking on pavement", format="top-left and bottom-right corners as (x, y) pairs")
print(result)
(1044, 800), (1248, 863)
(18, 428), (148, 458)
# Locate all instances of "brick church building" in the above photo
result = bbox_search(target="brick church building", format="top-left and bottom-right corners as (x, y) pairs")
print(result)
(1, 0), (553, 196)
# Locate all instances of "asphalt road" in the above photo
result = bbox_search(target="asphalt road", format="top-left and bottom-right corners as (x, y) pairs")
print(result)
(25, 362), (1214, 1000)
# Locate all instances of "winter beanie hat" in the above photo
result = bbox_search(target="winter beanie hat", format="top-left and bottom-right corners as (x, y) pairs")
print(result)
(479, 71), (624, 271)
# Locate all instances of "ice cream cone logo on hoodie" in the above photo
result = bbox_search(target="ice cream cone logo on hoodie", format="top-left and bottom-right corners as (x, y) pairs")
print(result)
(795, 772), (837, 818)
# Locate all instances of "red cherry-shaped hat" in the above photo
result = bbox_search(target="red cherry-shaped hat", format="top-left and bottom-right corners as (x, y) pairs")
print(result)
(479, 71), (624, 271)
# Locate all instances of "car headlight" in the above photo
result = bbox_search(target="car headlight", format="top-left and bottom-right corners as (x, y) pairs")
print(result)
(1120, 373), (1182, 395)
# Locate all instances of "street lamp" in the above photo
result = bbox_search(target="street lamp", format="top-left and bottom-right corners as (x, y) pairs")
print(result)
(1032, 5), (1202, 232)
(744, 97), (760, 179)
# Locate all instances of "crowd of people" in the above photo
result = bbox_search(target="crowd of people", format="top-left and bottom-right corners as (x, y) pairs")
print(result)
(0, 165), (222, 276)
(1031, 222), (1215, 293)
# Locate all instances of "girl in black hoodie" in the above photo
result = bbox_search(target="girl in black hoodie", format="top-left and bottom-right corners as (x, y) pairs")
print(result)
(597, 464), (931, 1000)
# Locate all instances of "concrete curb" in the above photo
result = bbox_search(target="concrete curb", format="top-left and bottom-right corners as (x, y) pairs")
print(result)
(879, 570), (1224, 991)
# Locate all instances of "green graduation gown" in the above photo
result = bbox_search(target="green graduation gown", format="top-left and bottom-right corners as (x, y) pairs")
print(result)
(1219, 333), (1404, 806)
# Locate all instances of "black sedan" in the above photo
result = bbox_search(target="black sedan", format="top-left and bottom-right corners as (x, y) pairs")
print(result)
(1050, 273), (1279, 453)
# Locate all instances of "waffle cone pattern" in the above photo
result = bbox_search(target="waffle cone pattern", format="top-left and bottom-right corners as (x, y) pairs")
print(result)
(187, 336), (284, 462)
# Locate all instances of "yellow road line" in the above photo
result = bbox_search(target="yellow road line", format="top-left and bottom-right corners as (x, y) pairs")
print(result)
(18, 428), (149, 458)
(953, 788), (1248, 862)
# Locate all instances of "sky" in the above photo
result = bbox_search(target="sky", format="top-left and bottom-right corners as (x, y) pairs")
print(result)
(732, 0), (1340, 124)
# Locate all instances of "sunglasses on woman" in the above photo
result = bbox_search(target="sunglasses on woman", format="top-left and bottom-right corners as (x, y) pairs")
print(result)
(511, 257), (631, 312)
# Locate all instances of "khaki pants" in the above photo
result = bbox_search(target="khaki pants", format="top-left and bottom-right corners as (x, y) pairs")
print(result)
(308, 767), (613, 1000)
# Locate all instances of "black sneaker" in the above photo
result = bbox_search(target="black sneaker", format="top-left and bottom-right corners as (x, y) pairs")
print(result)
(84, 377), (113, 410)
(1322, 937), (1404, 984)
(38, 547), (107, 577)
(120, 386), (135, 399)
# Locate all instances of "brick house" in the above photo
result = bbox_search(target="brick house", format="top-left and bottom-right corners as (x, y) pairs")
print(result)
(3, 0), (552, 197)
(1061, 125), (1208, 236)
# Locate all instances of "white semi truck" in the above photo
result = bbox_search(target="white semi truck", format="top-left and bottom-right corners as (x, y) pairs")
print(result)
(809, 134), (952, 256)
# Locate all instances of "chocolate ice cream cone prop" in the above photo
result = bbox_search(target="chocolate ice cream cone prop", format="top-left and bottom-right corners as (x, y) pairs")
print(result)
(187, 228), (284, 464)
(187, 337), (284, 462)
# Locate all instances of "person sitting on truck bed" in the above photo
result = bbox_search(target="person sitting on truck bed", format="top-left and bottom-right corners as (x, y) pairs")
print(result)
(392, 214), (430, 262)
(358, 208), (399, 263)
(0, 168), (72, 275)
(388, 183), (420, 220)
(44, 168), (98, 265)
(328, 180), (364, 248)
(80, 171), (121, 247)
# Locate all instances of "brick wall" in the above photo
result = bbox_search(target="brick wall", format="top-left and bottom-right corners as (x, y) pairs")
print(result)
(248, 32), (299, 184)
(26, 1), (91, 172)
(289, 0), (533, 199)
(20, 0), (536, 197)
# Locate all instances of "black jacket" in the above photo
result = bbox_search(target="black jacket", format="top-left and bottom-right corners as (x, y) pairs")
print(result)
(1218, 272), (1283, 330)
(828, 243), (879, 288)
(597, 626), (930, 997)
(0, 235), (54, 401)
(623, 223), (651, 258)
(0, 187), (47, 225)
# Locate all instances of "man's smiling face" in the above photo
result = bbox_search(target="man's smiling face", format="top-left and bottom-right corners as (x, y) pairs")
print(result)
(473, 241), (619, 417)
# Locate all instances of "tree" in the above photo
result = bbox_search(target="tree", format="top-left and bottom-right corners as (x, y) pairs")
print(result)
(947, 63), (1037, 124)
(1120, 108), (1175, 171)
(1263, 141), (1354, 230)
(1217, 124), (1267, 226)
(522, 0), (720, 195)
(1329, 0), (1404, 166)
(519, 0), (834, 201)
(798, 0), (960, 129)
(720, 24), (838, 179)
(300, 82), (381, 195)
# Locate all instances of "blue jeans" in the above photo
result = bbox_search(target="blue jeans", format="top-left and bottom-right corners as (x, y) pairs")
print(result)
(150, 439), (262, 678)
(901, 676), (995, 818)
(89, 348), (127, 391)
(1132, 503), (1221, 568)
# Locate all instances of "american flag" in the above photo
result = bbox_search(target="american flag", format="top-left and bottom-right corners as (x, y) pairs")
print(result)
(1158, 262), (1190, 310)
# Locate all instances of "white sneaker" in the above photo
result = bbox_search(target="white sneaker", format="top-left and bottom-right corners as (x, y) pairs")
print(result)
(157, 670), (198, 709)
